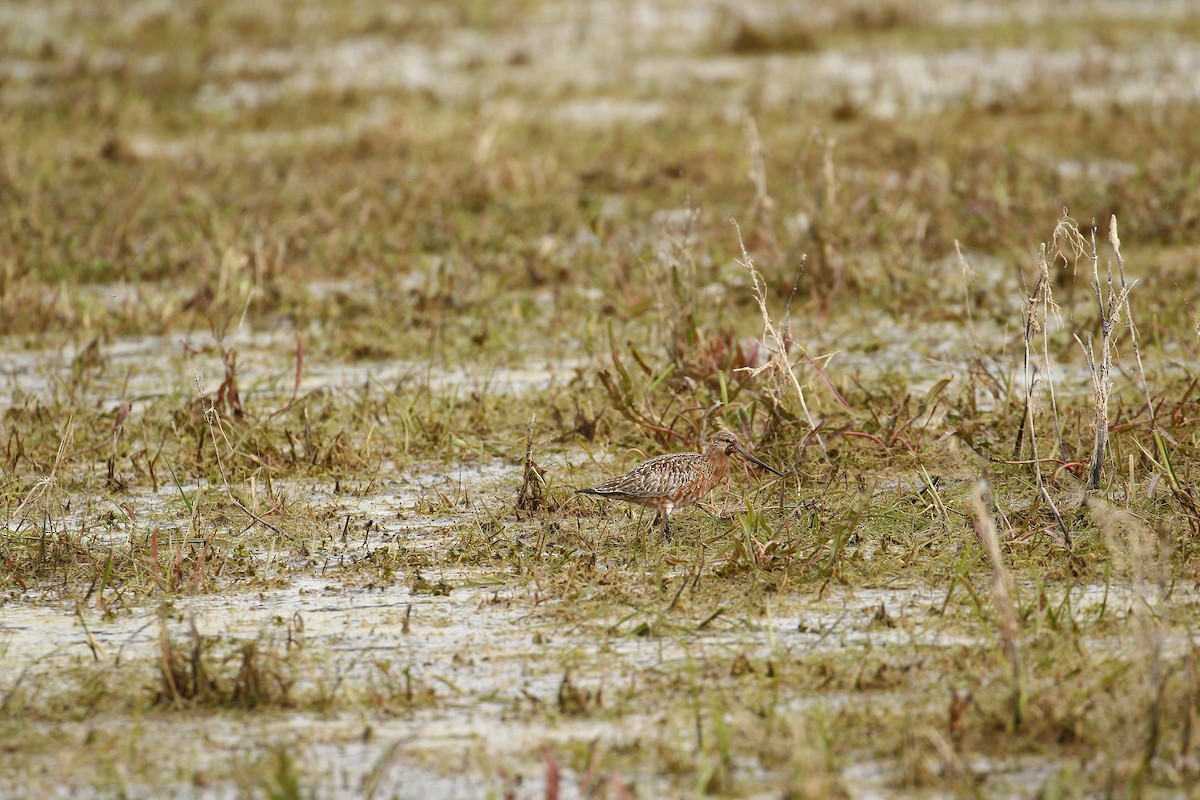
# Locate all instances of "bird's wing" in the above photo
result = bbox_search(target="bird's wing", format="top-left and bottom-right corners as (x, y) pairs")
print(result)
(587, 454), (698, 498)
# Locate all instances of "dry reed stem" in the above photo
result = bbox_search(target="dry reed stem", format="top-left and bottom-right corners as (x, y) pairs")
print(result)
(1016, 261), (1068, 543)
(1104, 219), (1194, 523)
(971, 479), (1026, 729)
(1109, 217), (1153, 425)
(1067, 217), (1134, 496)
(1036, 245), (1066, 457)
(730, 219), (822, 453)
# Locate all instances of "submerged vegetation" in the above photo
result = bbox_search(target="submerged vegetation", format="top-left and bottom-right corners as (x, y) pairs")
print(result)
(3, 0), (1200, 796)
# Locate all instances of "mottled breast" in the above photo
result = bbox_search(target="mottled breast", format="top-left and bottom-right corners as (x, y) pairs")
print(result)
(666, 457), (727, 507)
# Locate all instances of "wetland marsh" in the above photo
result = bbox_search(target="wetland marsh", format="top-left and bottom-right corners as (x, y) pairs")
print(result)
(4, 1), (1200, 797)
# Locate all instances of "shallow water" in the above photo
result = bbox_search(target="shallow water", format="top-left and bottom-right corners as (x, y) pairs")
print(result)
(0, 293), (1134, 423)
(5, 567), (1194, 796)
(0, 325), (590, 414)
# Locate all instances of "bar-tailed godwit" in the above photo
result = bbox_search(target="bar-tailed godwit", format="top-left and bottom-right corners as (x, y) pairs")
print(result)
(578, 430), (783, 537)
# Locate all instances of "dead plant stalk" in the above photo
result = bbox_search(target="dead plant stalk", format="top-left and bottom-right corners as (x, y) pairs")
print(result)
(1070, 216), (1135, 497)
(731, 219), (821, 451)
(972, 479), (1027, 729)
(1017, 258), (1069, 543)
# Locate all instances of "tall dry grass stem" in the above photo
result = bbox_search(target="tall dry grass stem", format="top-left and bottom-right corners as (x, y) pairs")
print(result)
(1107, 218), (1192, 523)
(731, 220), (822, 456)
(1109, 218), (1151, 425)
(1067, 216), (1134, 497)
(971, 479), (1027, 729)
(1016, 257), (1068, 543)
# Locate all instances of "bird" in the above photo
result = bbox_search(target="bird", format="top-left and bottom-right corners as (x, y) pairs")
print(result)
(578, 430), (783, 538)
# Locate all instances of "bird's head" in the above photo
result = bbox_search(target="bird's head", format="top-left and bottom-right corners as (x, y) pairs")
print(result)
(706, 430), (783, 476)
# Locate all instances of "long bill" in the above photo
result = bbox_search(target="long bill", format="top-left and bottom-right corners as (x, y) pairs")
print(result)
(734, 445), (784, 477)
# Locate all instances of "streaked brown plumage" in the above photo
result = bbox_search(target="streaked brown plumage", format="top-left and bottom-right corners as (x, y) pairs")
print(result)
(578, 430), (783, 537)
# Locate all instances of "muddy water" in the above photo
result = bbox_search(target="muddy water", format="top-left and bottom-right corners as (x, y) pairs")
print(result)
(0, 300), (1127, 422)
(0, 326), (590, 415)
(1, 575), (948, 796)
(5, 552), (1193, 798)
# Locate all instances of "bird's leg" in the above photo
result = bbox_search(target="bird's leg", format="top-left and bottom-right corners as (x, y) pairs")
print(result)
(662, 511), (672, 540)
